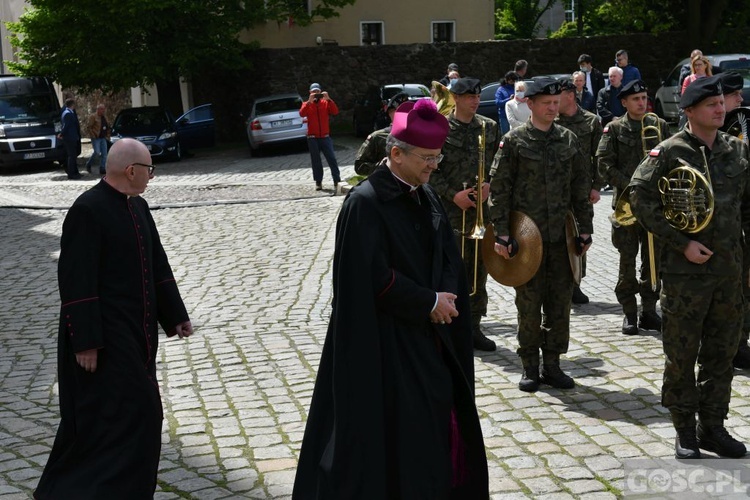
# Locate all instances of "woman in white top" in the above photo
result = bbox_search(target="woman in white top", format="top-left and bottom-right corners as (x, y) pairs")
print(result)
(505, 80), (531, 130)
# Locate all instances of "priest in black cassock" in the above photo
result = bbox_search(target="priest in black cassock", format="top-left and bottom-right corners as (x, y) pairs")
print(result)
(293, 99), (489, 499)
(35, 138), (193, 499)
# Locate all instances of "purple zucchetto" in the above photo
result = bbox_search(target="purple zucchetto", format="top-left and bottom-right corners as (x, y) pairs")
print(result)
(390, 99), (449, 150)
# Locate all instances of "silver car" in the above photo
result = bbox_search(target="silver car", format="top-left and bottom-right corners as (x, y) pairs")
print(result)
(654, 54), (750, 121)
(246, 93), (307, 155)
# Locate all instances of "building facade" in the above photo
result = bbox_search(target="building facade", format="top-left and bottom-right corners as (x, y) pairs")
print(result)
(240, 0), (496, 48)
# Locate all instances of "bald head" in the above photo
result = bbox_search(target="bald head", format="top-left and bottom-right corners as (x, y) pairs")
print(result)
(104, 138), (154, 196)
(106, 138), (149, 174)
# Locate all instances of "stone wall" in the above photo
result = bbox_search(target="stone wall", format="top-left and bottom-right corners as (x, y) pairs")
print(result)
(190, 31), (745, 142)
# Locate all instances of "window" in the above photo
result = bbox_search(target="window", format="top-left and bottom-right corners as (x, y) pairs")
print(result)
(432, 21), (455, 43)
(564, 0), (575, 23)
(360, 22), (384, 46)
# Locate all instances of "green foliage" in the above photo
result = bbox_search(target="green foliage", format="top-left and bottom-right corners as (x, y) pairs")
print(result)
(495, 0), (557, 39)
(6, 0), (354, 94)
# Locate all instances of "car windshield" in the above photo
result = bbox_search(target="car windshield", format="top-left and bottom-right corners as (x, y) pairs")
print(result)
(383, 87), (429, 101)
(115, 109), (170, 132)
(719, 58), (750, 71)
(0, 94), (58, 122)
(256, 97), (302, 116)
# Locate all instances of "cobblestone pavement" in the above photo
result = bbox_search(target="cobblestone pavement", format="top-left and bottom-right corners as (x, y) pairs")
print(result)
(2, 137), (750, 499)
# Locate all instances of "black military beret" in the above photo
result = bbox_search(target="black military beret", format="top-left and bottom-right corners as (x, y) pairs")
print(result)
(680, 75), (723, 109)
(557, 77), (576, 92)
(617, 79), (648, 99)
(719, 72), (744, 93)
(525, 77), (562, 98)
(450, 77), (481, 95)
(386, 92), (410, 111)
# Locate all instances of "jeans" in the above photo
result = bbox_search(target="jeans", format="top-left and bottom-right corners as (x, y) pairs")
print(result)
(86, 138), (108, 173)
(307, 136), (340, 184)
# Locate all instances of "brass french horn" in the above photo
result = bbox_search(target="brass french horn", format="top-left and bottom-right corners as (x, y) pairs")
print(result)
(658, 149), (714, 234)
(430, 81), (455, 117)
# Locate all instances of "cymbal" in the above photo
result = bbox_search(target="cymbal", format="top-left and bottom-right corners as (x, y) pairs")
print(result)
(482, 211), (542, 287)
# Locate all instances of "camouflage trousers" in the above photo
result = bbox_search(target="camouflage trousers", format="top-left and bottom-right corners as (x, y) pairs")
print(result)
(453, 232), (488, 327)
(515, 242), (573, 366)
(660, 273), (743, 428)
(611, 223), (660, 314)
(743, 246), (750, 342)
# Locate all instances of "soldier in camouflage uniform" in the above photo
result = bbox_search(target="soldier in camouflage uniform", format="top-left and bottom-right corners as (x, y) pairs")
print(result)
(630, 76), (750, 459)
(430, 78), (499, 351)
(555, 77), (603, 305)
(488, 78), (593, 392)
(354, 93), (411, 176)
(596, 80), (671, 335)
(718, 72), (750, 368)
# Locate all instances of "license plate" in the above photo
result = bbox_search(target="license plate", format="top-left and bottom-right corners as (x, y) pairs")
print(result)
(24, 152), (45, 159)
(271, 119), (293, 127)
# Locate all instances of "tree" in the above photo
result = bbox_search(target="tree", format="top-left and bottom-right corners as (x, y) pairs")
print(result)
(495, 0), (558, 39)
(6, 0), (354, 115)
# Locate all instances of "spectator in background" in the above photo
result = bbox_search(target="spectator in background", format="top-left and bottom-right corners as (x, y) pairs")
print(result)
(447, 70), (460, 90)
(681, 55), (712, 95)
(515, 59), (528, 78)
(299, 83), (341, 192)
(573, 71), (596, 112)
(679, 49), (703, 89)
(495, 71), (520, 135)
(59, 97), (82, 180)
(85, 104), (110, 176)
(506, 80), (531, 130)
(439, 62), (460, 86)
(578, 54), (606, 99)
(597, 66), (625, 126)
(615, 49), (642, 86)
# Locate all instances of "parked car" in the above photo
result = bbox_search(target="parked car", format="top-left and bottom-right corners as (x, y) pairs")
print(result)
(654, 54), (750, 121)
(477, 81), (501, 122)
(353, 83), (430, 137)
(246, 93), (307, 156)
(110, 104), (215, 161)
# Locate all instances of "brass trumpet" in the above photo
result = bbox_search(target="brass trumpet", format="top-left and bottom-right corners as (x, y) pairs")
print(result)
(462, 121), (487, 296)
(431, 81), (455, 117)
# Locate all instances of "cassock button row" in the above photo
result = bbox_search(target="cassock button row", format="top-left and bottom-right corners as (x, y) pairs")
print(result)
(414, 224), (421, 230)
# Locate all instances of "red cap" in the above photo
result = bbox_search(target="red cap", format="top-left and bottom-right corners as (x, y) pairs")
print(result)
(391, 99), (449, 150)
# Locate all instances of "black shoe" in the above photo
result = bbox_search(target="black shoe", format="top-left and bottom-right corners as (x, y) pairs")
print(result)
(472, 331), (496, 352)
(622, 313), (639, 335)
(639, 310), (662, 331)
(519, 366), (540, 392)
(675, 427), (701, 459)
(571, 286), (589, 304)
(85, 164), (91, 173)
(540, 364), (575, 389)
(68, 174), (82, 180)
(315, 182), (322, 191)
(697, 424), (747, 458)
(734, 341), (750, 369)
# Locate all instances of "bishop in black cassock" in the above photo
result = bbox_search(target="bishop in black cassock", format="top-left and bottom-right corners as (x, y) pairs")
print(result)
(35, 138), (192, 499)
(293, 99), (488, 499)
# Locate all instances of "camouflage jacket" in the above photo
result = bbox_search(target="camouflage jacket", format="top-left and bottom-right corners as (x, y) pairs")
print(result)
(555, 105), (604, 190)
(354, 126), (390, 176)
(489, 121), (593, 242)
(630, 128), (750, 275)
(596, 114), (671, 208)
(430, 112), (499, 223)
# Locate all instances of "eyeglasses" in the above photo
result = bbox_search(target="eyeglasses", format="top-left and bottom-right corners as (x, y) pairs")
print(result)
(131, 162), (156, 175)
(405, 150), (444, 165)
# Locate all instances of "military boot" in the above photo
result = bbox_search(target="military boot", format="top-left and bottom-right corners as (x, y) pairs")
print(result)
(471, 320), (496, 352)
(674, 427), (701, 459)
(519, 365), (540, 392)
(622, 313), (638, 335)
(734, 340), (750, 369)
(639, 310), (662, 331)
(540, 352), (575, 389)
(571, 285), (589, 304)
(697, 423), (747, 458)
